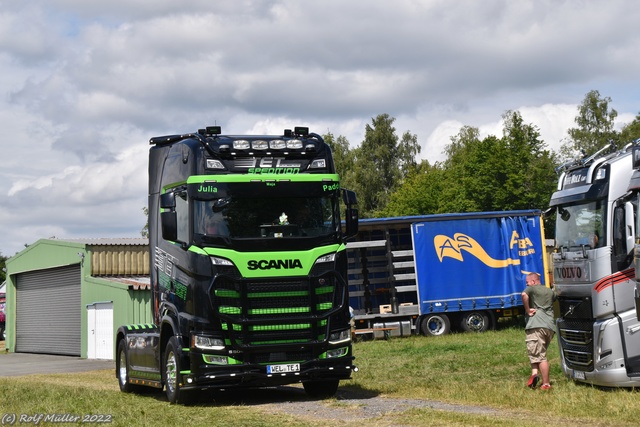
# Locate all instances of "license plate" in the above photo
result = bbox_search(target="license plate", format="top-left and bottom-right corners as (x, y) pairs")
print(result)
(573, 370), (586, 380)
(267, 363), (300, 374)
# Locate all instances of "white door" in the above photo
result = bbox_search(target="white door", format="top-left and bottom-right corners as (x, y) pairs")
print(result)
(87, 302), (114, 360)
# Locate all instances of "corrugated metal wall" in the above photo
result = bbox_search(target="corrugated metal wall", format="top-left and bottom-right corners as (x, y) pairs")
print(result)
(15, 265), (81, 356)
(91, 245), (149, 276)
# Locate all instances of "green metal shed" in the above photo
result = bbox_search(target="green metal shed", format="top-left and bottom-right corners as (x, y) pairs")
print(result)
(4, 238), (152, 359)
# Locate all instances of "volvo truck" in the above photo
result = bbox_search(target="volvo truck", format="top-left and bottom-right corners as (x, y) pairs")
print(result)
(550, 142), (640, 387)
(115, 126), (359, 403)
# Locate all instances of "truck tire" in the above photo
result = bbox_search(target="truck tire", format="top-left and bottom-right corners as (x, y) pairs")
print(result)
(459, 311), (492, 333)
(164, 336), (193, 405)
(302, 379), (340, 399)
(116, 339), (137, 393)
(420, 314), (451, 336)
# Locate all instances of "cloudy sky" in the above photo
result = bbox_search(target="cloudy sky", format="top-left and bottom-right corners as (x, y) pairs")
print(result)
(1, 0), (639, 257)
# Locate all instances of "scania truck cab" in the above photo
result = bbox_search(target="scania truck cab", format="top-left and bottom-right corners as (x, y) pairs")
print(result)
(550, 142), (640, 387)
(115, 126), (359, 403)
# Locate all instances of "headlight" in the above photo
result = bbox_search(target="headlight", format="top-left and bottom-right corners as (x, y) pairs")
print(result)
(211, 256), (233, 266)
(287, 139), (303, 149)
(315, 253), (336, 264)
(233, 140), (250, 149)
(193, 335), (225, 351)
(270, 140), (287, 149)
(309, 159), (326, 169)
(329, 329), (351, 345)
(252, 140), (268, 150)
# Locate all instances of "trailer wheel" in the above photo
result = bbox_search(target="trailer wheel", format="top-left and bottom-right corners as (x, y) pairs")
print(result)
(164, 336), (193, 405)
(303, 379), (340, 399)
(420, 314), (451, 336)
(459, 311), (491, 333)
(116, 339), (136, 393)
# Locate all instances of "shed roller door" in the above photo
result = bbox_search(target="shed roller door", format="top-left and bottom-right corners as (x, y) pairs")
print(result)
(16, 265), (81, 356)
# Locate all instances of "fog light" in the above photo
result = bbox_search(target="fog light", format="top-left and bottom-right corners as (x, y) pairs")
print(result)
(327, 347), (348, 358)
(202, 355), (229, 365)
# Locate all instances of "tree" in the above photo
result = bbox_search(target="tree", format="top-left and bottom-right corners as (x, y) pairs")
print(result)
(141, 207), (149, 238)
(350, 114), (421, 217)
(620, 113), (640, 144)
(323, 132), (356, 191)
(381, 161), (447, 217)
(383, 111), (557, 221)
(560, 90), (618, 160)
(0, 253), (7, 283)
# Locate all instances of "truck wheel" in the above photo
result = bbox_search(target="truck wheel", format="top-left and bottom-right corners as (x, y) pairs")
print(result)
(459, 311), (491, 333)
(116, 339), (136, 393)
(164, 336), (193, 405)
(303, 379), (339, 399)
(420, 314), (451, 336)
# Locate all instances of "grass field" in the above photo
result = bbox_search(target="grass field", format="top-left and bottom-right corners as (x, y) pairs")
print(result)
(1, 325), (638, 427)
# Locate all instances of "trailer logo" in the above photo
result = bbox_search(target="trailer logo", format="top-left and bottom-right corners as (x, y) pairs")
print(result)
(247, 259), (303, 270)
(434, 231), (534, 268)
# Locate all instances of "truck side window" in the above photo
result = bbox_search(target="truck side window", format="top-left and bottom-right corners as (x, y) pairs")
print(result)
(175, 191), (189, 243)
(612, 205), (627, 268)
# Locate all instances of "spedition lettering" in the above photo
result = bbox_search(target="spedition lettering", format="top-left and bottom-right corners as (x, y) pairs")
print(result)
(247, 259), (303, 270)
(248, 167), (300, 175)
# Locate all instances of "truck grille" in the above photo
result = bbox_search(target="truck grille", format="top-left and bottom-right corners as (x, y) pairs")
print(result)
(210, 264), (345, 361)
(558, 318), (594, 371)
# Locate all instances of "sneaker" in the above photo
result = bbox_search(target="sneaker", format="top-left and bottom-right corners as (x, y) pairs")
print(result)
(527, 374), (539, 389)
(540, 384), (552, 390)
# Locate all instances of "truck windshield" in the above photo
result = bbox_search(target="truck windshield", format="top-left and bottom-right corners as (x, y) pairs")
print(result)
(555, 201), (606, 249)
(194, 195), (338, 240)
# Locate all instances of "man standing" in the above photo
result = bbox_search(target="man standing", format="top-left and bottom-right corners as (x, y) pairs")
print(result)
(522, 272), (556, 390)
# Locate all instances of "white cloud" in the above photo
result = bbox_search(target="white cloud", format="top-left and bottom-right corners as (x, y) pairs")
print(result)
(1, 0), (639, 255)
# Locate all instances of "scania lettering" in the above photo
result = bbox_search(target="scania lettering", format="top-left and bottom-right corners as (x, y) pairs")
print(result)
(115, 126), (359, 404)
(551, 142), (640, 387)
(247, 259), (303, 270)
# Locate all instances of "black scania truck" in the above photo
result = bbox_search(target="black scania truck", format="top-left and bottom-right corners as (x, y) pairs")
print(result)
(115, 126), (359, 404)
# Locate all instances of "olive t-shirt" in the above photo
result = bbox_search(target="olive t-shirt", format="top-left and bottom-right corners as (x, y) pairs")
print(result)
(523, 285), (556, 331)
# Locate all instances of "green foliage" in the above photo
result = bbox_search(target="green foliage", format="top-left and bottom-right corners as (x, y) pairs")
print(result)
(0, 252), (7, 283)
(323, 132), (357, 191)
(620, 112), (640, 143)
(382, 111), (557, 220)
(348, 114), (421, 217)
(560, 89), (618, 161)
(140, 207), (149, 238)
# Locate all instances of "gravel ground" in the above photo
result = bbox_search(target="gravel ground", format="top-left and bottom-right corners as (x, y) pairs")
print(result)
(206, 385), (500, 424)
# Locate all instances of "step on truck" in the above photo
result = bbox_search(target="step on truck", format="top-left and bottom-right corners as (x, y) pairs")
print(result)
(115, 126), (359, 404)
(347, 210), (548, 338)
(551, 142), (640, 387)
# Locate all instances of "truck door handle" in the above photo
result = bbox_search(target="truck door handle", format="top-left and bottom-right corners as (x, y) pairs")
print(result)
(626, 324), (640, 334)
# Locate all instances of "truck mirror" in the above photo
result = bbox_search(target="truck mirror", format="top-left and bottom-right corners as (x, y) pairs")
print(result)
(625, 201), (635, 255)
(342, 189), (357, 206)
(345, 207), (358, 239)
(160, 192), (176, 209)
(161, 211), (178, 242)
(159, 191), (179, 241)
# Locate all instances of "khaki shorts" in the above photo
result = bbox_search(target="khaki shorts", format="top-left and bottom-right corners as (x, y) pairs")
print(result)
(526, 328), (555, 364)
